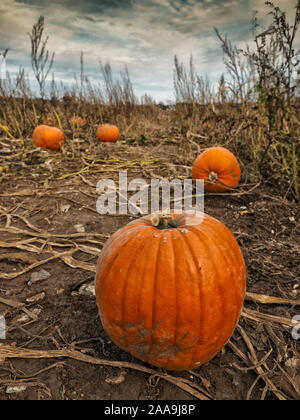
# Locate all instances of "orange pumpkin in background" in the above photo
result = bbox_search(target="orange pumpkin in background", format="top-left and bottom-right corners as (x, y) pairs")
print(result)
(69, 116), (85, 127)
(192, 146), (241, 192)
(33, 125), (65, 151)
(97, 124), (120, 143)
(43, 116), (55, 126)
(95, 210), (246, 371)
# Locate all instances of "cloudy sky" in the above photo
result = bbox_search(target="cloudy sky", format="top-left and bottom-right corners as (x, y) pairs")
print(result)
(0, 0), (298, 102)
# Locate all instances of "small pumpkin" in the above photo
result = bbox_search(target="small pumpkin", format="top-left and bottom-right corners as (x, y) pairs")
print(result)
(43, 117), (55, 126)
(95, 210), (246, 371)
(97, 124), (120, 143)
(33, 125), (65, 151)
(192, 147), (241, 192)
(69, 116), (85, 127)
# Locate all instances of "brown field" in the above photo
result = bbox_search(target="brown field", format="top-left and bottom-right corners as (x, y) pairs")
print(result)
(0, 102), (299, 400)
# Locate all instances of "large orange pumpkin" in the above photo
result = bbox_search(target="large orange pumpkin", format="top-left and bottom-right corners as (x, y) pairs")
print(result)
(33, 125), (65, 151)
(95, 211), (246, 371)
(97, 124), (119, 143)
(192, 147), (241, 192)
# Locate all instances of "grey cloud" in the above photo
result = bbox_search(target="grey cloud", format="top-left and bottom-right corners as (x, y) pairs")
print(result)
(14, 0), (135, 11)
(1, 0), (298, 102)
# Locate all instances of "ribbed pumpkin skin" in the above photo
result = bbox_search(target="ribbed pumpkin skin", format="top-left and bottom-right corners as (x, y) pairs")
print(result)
(33, 125), (65, 151)
(97, 124), (120, 142)
(192, 147), (241, 192)
(95, 211), (246, 371)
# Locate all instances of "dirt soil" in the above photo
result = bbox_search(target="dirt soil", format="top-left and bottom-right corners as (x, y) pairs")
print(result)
(0, 138), (299, 400)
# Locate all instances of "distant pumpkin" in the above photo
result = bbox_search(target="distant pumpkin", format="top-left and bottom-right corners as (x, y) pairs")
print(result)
(33, 125), (65, 151)
(43, 117), (55, 126)
(97, 124), (120, 143)
(69, 116), (85, 127)
(192, 146), (241, 192)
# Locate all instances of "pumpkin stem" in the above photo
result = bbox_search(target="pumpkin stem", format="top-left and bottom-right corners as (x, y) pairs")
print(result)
(207, 171), (218, 183)
(150, 212), (178, 229)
